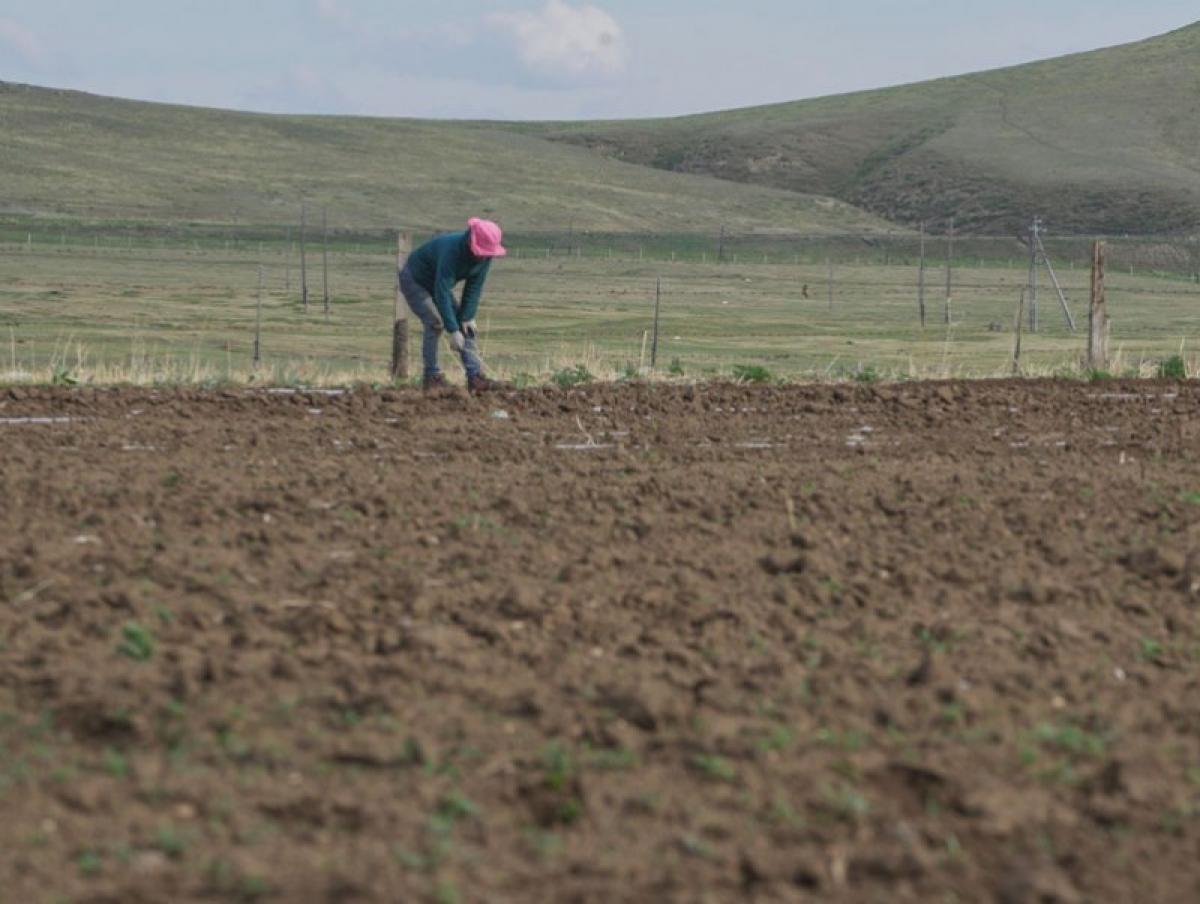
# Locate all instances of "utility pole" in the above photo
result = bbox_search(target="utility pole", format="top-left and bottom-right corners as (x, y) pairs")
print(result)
(1024, 216), (1077, 333)
(1035, 226), (1077, 332)
(717, 225), (725, 264)
(827, 257), (834, 312)
(944, 217), (955, 325)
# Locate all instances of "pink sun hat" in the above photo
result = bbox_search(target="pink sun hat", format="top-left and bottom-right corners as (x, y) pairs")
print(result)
(467, 217), (508, 258)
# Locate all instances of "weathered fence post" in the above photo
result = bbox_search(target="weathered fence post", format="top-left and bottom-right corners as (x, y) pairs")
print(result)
(1028, 216), (1040, 333)
(651, 278), (662, 370)
(918, 221), (927, 328)
(1088, 241), (1109, 369)
(300, 204), (309, 313)
(944, 217), (955, 325)
(391, 231), (412, 381)
(253, 265), (264, 370)
(322, 208), (330, 319)
(1012, 288), (1026, 376)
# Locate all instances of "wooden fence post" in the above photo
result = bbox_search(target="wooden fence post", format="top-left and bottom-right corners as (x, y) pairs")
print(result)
(1088, 241), (1108, 369)
(321, 208), (330, 319)
(944, 217), (955, 325)
(918, 221), (927, 328)
(253, 265), (264, 370)
(650, 278), (662, 369)
(1012, 289), (1026, 376)
(300, 204), (309, 313)
(391, 231), (412, 381)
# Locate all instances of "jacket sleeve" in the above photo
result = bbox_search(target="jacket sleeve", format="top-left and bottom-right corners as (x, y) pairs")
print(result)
(432, 255), (461, 333)
(459, 260), (492, 324)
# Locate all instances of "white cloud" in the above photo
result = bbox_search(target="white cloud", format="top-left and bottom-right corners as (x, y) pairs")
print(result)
(313, 0), (370, 41)
(0, 18), (48, 67)
(315, 0), (350, 26)
(491, 1), (625, 79)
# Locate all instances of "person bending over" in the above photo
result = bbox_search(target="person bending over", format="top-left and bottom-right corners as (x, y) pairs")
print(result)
(399, 217), (507, 392)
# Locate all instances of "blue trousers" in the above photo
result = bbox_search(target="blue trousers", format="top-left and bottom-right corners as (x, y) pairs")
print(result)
(398, 266), (482, 378)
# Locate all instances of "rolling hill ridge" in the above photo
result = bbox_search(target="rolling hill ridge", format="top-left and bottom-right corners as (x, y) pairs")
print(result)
(529, 21), (1200, 234)
(0, 82), (886, 235)
(2, 22), (1198, 235)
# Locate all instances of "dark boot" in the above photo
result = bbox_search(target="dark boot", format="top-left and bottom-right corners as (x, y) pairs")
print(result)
(423, 373), (450, 391)
(467, 374), (506, 394)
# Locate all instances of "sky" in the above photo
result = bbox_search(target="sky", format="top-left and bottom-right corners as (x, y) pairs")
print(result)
(0, 1), (1196, 120)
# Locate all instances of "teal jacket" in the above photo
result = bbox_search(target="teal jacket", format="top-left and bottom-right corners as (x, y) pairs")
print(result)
(406, 231), (492, 333)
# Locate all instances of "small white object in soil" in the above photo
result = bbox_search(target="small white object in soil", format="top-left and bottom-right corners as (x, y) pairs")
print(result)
(0, 417), (83, 425)
(491, 409), (511, 420)
(268, 388), (346, 397)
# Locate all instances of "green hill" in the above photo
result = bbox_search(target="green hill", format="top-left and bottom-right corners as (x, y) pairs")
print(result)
(529, 22), (1200, 234)
(0, 82), (887, 235)
(4, 22), (1198, 236)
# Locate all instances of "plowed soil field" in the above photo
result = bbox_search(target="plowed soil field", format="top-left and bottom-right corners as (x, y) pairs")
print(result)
(2, 381), (1199, 903)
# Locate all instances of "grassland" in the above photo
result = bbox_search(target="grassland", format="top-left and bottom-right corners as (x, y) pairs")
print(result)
(5, 22), (1200, 240)
(2, 231), (1197, 386)
(0, 82), (886, 236)
(531, 21), (1200, 233)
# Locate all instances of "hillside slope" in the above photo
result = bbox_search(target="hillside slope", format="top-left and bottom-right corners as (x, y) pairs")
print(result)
(0, 82), (888, 235)
(530, 22), (1200, 234)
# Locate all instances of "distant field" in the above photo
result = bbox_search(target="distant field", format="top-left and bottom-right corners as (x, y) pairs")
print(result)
(2, 230), (1197, 385)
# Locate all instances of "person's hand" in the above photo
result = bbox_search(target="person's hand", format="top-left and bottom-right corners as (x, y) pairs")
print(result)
(448, 330), (467, 352)
(463, 320), (478, 340)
